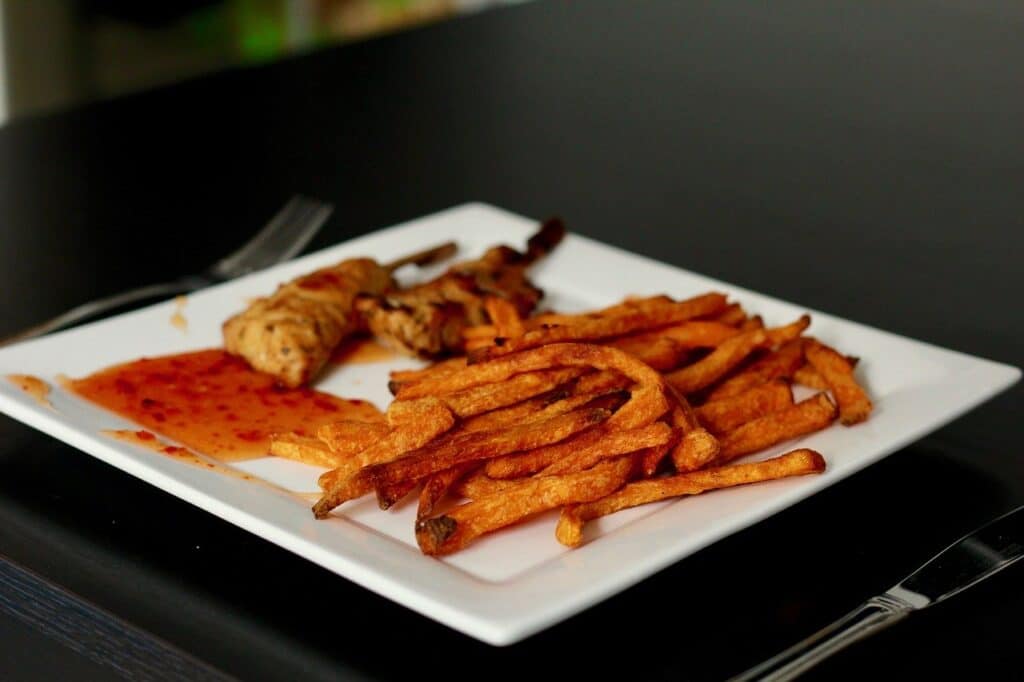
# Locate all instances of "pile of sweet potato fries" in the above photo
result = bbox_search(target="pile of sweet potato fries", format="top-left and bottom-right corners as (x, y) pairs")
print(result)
(272, 292), (871, 555)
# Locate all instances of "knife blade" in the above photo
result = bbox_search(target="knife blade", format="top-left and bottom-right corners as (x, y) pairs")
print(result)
(734, 505), (1024, 681)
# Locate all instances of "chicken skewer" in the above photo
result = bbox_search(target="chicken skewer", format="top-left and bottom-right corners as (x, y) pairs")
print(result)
(358, 218), (566, 358)
(223, 241), (456, 388)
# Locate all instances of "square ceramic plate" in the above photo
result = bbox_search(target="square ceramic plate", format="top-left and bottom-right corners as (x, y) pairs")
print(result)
(0, 203), (1018, 645)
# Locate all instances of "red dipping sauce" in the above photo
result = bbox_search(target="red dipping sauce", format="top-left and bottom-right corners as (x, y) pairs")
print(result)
(69, 349), (382, 461)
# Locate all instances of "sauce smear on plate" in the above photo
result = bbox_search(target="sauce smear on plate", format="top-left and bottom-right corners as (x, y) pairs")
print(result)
(102, 429), (317, 496)
(330, 336), (397, 364)
(70, 349), (381, 461)
(7, 374), (53, 409)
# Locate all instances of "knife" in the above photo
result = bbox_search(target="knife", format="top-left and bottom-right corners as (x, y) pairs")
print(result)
(733, 504), (1024, 681)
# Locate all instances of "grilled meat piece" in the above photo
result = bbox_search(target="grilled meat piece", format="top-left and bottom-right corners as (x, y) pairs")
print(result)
(361, 218), (566, 357)
(223, 258), (395, 388)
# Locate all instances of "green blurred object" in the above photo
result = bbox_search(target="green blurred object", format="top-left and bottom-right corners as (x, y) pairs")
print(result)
(234, 0), (287, 61)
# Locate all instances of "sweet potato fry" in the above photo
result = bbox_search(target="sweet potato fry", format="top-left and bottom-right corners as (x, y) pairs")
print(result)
(313, 420), (390, 457)
(417, 463), (476, 522)
(611, 321), (740, 354)
(317, 397), (455, 490)
(665, 328), (768, 394)
(269, 433), (344, 468)
(362, 407), (610, 499)
(672, 428), (721, 473)
(467, 293), (728, 362)
(804, 339), (872, 425)
(662, 385), (721, 473)
(792, 363), (828, 389)
(396, 343), (669, 432)
(766, 314), (811, 347)
(452, 468), (520, 499)
(695, 380), (794, 434)
(388, 356), (468, 395)
(740, 315), (764, 332)
(483, 417), (622, 479)
(555, 449), (826, 547)
(616, 337), (688, 371)
(705, 338), (805, 400)
(639, 441), (675, 477)
(573, 370), (633, 395)
(417, 457), (633, 555)
(718, 393), (836, 462)
(706, 302), (747, 326)
(539, 422), (674, 476)
(441, 367), (588, 417)
(484, 297), (526, 339)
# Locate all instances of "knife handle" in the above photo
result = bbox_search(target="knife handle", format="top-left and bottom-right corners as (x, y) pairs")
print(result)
(732, 593), (913, 681)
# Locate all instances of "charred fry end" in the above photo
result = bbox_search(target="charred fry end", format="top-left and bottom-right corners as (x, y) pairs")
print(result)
(416, 515), (458, 553)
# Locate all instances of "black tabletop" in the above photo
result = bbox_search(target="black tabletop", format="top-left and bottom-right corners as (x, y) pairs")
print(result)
(1, 1), (1022, 680)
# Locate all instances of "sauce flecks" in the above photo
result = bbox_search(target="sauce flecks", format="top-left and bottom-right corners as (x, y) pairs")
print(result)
(102, 429), (315, 495)
(71, 349), (382, 461)
(170, 295), (188, 332)
(329, 336), (397, 364)
(7, 374), (53, 409)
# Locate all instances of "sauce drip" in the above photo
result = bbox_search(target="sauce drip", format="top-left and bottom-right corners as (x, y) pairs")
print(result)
(102, 429), (315, 495)
(70, 349), (382, 461)
(7, 374), (53, 409)
(170, 295), (188, 332)
(330, 336), (397, 364)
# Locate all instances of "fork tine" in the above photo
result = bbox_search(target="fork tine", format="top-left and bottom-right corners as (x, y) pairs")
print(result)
(209, 195), (333, 280)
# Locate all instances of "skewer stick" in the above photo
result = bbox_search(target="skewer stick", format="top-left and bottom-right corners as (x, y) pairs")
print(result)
(384, 241), (458, 273)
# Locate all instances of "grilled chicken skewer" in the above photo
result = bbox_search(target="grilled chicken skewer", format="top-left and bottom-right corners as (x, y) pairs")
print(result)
(223, 242), (456, 388)
(359, 218), (565, 358)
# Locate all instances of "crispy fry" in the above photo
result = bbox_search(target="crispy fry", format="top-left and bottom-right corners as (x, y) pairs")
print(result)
(719, 393), (836, 462)
(355, 407), (610, 506)
(538, 422), (674, 476)
(573, 370), (633, 395)
(706, 338), (805, 400)
(555, 449), (826, 547)
(662, 385), (721, 473)
(792, 363), (829, 389)
(388, 357), (468, 395)
(452, 467), (520, 499)
(618, 337), (688, 371)
(740, 315), (764, 332)
(804, 339), (872, 425)
(695, 380), (794, 434)
(417, 457), (633, 555)
(317, 397), (454, 490)
(766, 314), (811, 347)
(484, 297), (526, 339)
(467, 293), (728, 362)
(706, 302), (747, 326)
(396, 343), (669, 432)
(610, 321), (740, 354)
(458, 391), (565, 433)
(665, 329), (768, 394)
(672, 429), (721, 473)
(638, 441), (673, 477)
(269, 433), (344, 468)
(312, 420), (390, 458)
(417, 463), (476, 522)
(441, 367), (588, 418)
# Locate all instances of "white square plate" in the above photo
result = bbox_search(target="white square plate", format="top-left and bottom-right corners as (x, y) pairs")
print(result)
(0, 203), (1018, 645)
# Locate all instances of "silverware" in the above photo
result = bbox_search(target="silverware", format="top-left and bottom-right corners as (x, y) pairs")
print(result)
(0, 195), (332, 347)
(733, 504), (1024, 681)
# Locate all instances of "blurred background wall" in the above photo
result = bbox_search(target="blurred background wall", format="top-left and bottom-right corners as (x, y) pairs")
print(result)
(0, 0), (522, 124)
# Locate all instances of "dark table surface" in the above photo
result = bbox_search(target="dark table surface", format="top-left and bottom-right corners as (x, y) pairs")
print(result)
(1, 1), (1022, 679)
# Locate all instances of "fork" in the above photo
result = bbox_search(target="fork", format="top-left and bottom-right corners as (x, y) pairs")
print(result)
(0, 195), (333, 347)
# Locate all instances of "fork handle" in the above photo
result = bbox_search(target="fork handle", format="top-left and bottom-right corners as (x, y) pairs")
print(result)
(0, 277), (207, 347)
(731, 594), (912, 681)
